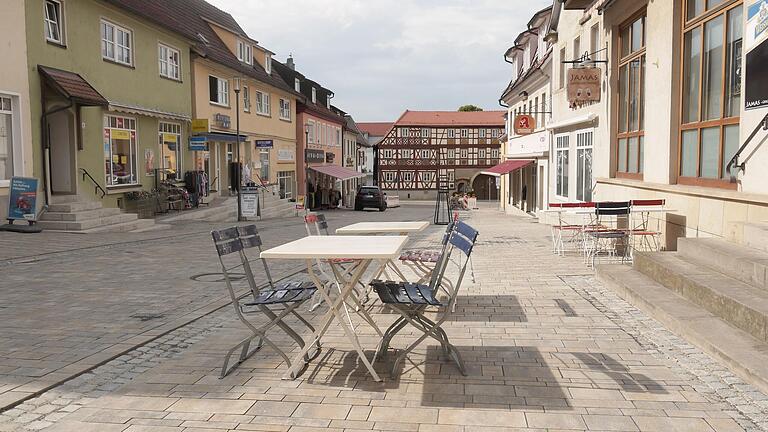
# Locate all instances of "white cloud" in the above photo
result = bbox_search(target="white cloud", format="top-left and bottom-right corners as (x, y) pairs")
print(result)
(208, 0), (552, 120)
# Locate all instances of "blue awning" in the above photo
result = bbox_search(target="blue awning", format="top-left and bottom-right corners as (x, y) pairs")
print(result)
(197, 132), (248, 143)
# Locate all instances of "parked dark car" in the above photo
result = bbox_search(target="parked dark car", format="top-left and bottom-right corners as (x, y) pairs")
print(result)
(355, 186), (387, 211)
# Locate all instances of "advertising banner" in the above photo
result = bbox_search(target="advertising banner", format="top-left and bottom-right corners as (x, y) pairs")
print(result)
(305, 149), (325, 163)
(7, 177), (38, 221)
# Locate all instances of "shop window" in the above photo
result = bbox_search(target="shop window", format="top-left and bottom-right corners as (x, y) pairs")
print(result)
(680, 1), (742, 185)
(158, 122), (181, 181)
(576, 131), (593, 202)
(616, 11), (646, 177)
(556, 134), (570, 198)
(0, 96), (15, 182)
(104, 115), (138, 187)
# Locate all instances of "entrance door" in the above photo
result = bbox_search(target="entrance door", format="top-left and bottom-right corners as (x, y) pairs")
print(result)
(47, 110), (77, 194)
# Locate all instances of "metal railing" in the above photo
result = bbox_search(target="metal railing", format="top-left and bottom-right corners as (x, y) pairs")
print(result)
(79, 168), (106, 199)
(727, 113), (768, 182)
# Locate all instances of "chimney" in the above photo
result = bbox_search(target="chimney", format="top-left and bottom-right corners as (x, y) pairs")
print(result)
(286, 54), (295, 70)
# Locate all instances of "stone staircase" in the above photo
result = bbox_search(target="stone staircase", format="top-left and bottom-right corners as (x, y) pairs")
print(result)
(597, 221), (768, 392)
(160, 188), (298, 224)
(38, 195), (162, 233)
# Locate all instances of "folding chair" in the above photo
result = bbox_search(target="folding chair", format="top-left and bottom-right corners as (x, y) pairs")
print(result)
(398, 221), (457, 309)
(550, 202), (597, 256)
(584, 202), (631, 267)
(370, 221), (479, 378)
(628, 199), (664, 255)
(211, 226), (320, 378)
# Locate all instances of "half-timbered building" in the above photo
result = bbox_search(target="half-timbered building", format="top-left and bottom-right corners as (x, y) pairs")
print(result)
(377, 110), (505, 200)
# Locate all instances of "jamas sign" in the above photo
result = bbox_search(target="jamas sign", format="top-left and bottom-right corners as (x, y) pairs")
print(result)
(567, 67), (601, 108)
(514, 114), (536, 135)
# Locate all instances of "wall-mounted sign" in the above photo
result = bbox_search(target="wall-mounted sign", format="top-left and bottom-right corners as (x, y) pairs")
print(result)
(567, 67), (601, 108)
(189, 136), (208, 151)
(305, 149), (325, 163)
(278, 149), (295, 162)
(191, 118), (209, 134)
(514, 114), (536, 135)
(214, 113), (231, 129)
(746, 37), (768, 110)
(325, 152), (335, 163)
(110, 129), (131, 140)
(747, 0), (768, 50)
(7, 177), (38, 221)
(255, 140), (273, 148)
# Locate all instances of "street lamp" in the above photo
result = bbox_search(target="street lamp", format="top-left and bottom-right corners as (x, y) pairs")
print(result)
(233, 77), (243, 222)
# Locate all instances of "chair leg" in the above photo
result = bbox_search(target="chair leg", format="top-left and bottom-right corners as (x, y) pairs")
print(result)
(220, 334), (263, 378)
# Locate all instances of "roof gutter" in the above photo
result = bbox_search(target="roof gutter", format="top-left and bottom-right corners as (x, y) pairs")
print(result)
(597, 0), (617, 14)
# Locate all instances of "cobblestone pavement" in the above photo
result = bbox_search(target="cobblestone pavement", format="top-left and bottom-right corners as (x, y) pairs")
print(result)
(0, 205), (433, 411)
(2, 206), (768, 431)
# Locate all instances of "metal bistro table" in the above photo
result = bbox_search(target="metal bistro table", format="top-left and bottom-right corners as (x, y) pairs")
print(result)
(260, 235), (408, 382)
(336, 221), (429, 281)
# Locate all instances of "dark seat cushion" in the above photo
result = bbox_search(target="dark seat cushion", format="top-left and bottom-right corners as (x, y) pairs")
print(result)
(398, 250), (442, 263)
(244, 283), (317, 306)
(370, 280), (442, 306)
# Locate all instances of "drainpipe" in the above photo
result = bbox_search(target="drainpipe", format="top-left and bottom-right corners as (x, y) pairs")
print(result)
(40, 83), (73, 206)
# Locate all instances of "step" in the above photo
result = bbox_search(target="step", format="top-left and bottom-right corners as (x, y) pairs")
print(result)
(597, 264), (768, 394)
(744, 222), (768, 253)
(47, 201), (103, 213)
(37, 213), (138, 231)
(678, 237), (768, 290)
(82, 218), (156, 233)
(130, 222), (171, 233)
(635, 251), (768, 342)
(41, 207), (122, 222)
(50, 194), (86, 204)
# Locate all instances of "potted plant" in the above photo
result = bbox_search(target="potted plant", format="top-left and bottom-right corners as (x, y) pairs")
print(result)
(124, 190), (157, 218)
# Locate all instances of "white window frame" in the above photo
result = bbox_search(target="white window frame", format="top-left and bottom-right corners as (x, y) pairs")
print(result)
(44, 0), (65, 45)
(402, 171), (413, 183)
(576, 130), (594, 202)
(265, 53), (272, 74)
(382, 148), (393, 159)
(0, 94), (22, 186)
(237, 40), (252, 65)
(209, 75), (229, 106)
(242, 85), (250, 112)
(101, 19), (133, 66)
(383, 171), (396, 182)
(421, 128), (429, 138)
(279, 98), (291, 121)
(492, 129), (499, 138)
(255, 91), (271, 116)
(479, 128), (486, 138)
(158, 43), (181, 81)
(103, 114), (138, 187)
(311, 87), (317, 103)
(461, 129), (468, 138)
(555, 134), (570, 199)
(158, 121), (182, 179)
(294, 78), (301, 92)
(307, 120), (315, 144)
(401, 149), (412, 159)
(447, 129), (456, 139)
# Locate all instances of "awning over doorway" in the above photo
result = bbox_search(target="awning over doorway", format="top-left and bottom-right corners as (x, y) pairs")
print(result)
(309, 164), (365, 180)
(481, 159), (534, 176)
(108, 102), (191, 122)
(38, 66), (108, 106)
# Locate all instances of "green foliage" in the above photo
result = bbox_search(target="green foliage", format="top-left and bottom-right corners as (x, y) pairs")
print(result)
(458, 105), (483, 112)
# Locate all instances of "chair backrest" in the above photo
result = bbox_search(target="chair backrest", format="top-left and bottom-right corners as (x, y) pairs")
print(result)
(595, 201), (631, 216)
(630, 199), (665, 207)
(429, 221), (478, 304)
(212, 225), (273, 303)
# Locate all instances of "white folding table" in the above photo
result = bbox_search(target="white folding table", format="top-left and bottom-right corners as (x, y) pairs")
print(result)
(260, 235), (408, 382)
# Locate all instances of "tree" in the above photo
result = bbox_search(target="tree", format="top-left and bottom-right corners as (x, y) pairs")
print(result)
(458, 105), (483, 112)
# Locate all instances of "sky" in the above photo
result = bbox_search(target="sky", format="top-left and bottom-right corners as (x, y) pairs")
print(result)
(207, 0), (552, 122)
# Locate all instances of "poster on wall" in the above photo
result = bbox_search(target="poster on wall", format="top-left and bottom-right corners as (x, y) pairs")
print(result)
(144, 149), (155, 176)
(747, 0), (768, 50)
(746, 38), (768, 110)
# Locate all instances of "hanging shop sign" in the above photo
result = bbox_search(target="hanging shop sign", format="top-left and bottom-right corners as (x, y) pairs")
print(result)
(7, 177), (38, 221)
(746, 37), (768, 110)
(191, 118), (209, 135)
(747, 0), (768, 50)
(514, 114), (536, 135)
(189, 135), (208, 151)
(278, 149), (295, 162)
(214, 113), (231, 129)
(567, 67), (601, 108)
(255, 140), (273, 148)
(305, 149), (325, 163)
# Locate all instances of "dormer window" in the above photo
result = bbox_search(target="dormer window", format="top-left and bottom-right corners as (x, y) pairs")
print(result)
(265, 53), (272, 74)
(326, 98), (330, 109)
(311, 87), (317, 104)
(294, 78), (300, 92)
(237, 40), (252, 65)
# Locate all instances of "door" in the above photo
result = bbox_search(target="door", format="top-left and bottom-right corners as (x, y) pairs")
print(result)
(47, 110), (77, 194)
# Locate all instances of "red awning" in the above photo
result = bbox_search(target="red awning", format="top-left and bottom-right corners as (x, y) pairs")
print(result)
(309, 164), (365, 180)
(481, 159), (534, 176)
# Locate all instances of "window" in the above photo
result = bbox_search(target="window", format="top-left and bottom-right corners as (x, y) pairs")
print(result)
(447, 129), (455, 139)
(491, 148), (500, 159)
(573, 36), (581, 63)
(158, 44), (180, 80)
(616, 12), (646, 176)
(242, 86), (250, 112)
(279, 98), (291, 120)
(104, 115), (138, 187)
(311, 87), (317, 103)
(383, 171), (396, 182)
(294, 78), (300, 92)
(265, 54), (272, 74)
(399, 127), (409, 137)
(44, 0), (64, 44)
(101, 20), (132, 66)
(237, 41), (252, 64)
(541, 93), (547, 128)
(680, 1), (741, 183)
(401, 149), (412, 159)
(402, 171), (413, 182)
(460, 129), (468, 138)
(307, 120), (315, 143)
(382, 148), (393, 159)
(421, 128), (429, 138)
(492, 129), (499, 138)
(576, 131), (593, 202)
(534, 96), (539, 128)
(227, 143), (233, 163)
(559, 47), (566, 89)
(590, 24), (600, 57)
(556, 135), (570, 197)
(479, 129), (486, 138)
(208, 76), (229, 106)
(260, 148), (269, 180)
(158, 122), (181, 180)
(0, 96), (15, 182)
(255, 91), (271, 116)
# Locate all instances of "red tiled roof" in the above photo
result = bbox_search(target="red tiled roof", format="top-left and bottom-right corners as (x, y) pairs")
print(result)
(38, 66), (108, 106)
(394, 110), (506, 127)
(356, 122), (393, 137)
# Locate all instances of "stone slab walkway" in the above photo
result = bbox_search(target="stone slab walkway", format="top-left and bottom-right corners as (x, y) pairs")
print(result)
(2, 206), (768, 431)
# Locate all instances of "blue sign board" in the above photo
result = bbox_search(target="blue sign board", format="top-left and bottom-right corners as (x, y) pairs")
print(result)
(7, 177), (38, 221)
(189, 136), (208, 151)
(255, 140), (273, 148)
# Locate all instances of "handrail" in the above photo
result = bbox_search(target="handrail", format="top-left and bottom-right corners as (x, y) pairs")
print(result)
(79, 168), (106, 199)
(727, 113), (768, 182)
